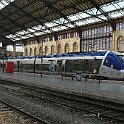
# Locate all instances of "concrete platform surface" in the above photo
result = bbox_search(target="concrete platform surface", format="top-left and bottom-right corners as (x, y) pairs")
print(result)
(0, 72), (124, 104)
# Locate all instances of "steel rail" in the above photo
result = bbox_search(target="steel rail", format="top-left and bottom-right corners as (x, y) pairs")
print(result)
(0, 79), (124, 123)
(0, 100), (50, 124)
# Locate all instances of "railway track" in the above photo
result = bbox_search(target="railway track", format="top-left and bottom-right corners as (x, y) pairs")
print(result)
(0, 80), (124, 124)
(0, 101), (49, 124)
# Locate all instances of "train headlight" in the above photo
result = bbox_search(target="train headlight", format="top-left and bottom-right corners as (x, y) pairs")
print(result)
(93, 69), (97, 74)
(120, 70), (124, 73)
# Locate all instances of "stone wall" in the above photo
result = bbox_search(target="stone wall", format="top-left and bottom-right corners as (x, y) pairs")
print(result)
(24, 37), (80, 56)
(113, 30), (124, 52)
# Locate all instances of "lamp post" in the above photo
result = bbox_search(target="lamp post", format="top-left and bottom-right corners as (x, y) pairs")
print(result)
(40, 53), (43, 77)
(37, 36), (43, 77)
(40, 39), (44, 77)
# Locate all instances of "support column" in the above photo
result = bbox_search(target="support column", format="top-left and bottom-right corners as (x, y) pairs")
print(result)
(4, 44), (7, 57)
(22, 41), (25, 56)
(13, 43), (16, 57)
(36, 37), (40, 55)
(36, 36), (43, 77)
(111, 22), (116, 51)
(77, 28), (82, 52)
(53, 33), (58, 54)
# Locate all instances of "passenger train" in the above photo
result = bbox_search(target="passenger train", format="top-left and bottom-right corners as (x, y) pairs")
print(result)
(0, 50), (124, 81)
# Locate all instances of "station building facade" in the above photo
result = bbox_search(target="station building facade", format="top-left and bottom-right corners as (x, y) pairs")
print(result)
(24, 31), (80, 56)
(113, 29), (124, 52)
(23, 17), (124, 56)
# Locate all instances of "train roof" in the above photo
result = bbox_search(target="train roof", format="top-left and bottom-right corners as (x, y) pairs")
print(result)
(48, 51), (124, 58)
(20, 51), (113, 59)
(6, 51), (123, 60)
(49, 51), (107, 58)
(55, 56), (104, 60)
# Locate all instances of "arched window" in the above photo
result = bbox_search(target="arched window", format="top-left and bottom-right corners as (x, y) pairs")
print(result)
(45, 46), (48, 55)
(51, 45), (55, 54)
(64, 43), (69, 53)
(73, 42), (78, 52)
(117, 35), (124, 52)
(25, 49), (28, 56)
(30, 48), (33, 56)
(34, 47), (37, 56)
(57, 44), (61, 54)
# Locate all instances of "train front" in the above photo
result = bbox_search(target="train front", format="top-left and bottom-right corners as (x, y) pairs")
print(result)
(117, 53), (124, 80)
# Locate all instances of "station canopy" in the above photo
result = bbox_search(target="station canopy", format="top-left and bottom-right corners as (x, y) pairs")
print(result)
(0, 0), (124, 42)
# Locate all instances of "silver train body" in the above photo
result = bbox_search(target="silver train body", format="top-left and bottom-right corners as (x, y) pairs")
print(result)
(0, 51), (124, 80)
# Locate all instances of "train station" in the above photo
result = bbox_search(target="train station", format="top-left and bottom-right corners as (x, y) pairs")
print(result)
(0, 0), (124, 124)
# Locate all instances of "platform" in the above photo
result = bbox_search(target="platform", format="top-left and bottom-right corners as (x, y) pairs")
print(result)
(0, 72), (124, 104)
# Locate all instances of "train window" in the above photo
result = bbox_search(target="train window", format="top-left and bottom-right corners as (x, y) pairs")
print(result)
(42, 64), (50, 71)
(65, 60), (74, 72)
(104, 58), (110, 64)
(73, 60), (83, 71)
(103, 58), (111, 67)
(92, 60), (102, 68)
(103, 57), (118, 69)
(118, 55), (124, 64)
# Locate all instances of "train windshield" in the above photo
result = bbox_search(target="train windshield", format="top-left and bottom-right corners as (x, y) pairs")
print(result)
(118, 55), (124, 64)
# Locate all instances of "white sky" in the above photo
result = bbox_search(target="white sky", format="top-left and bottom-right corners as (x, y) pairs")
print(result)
(7, 45), (23, 52)
(0, 0), (14, 10)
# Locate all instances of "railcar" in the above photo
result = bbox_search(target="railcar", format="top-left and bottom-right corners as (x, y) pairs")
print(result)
(99, 51), (124, 80)
(0, 57), (21, 72)
(0, 50), (124, 80)
(15, 57), (58, 75)
(61, 51), (124, 80)
(61, 56), (103, 80)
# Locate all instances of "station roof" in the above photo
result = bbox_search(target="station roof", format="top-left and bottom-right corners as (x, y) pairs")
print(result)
(0, 0), (124, 42)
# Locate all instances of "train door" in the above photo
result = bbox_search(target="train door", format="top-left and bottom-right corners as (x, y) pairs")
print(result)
(56, 60), (63, 75)
(49, 60), (56, 75)
(102, 57), (116, 78)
